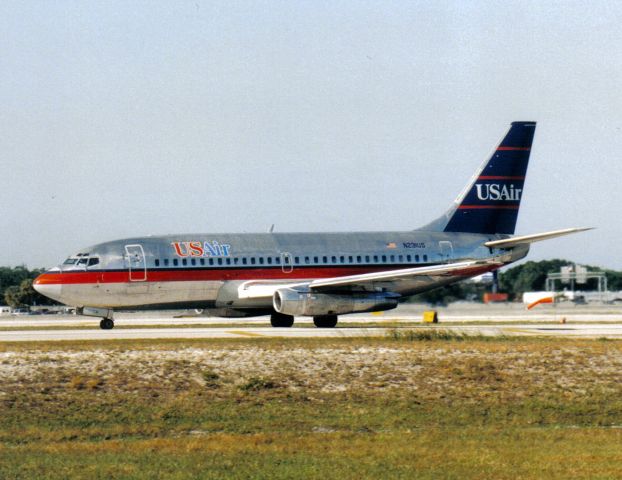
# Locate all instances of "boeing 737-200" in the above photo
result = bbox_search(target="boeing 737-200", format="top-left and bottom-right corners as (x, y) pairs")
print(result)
(34, 122), (589, 329)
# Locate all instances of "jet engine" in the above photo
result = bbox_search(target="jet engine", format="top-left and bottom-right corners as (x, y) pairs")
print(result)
(273, 288), (399, 317)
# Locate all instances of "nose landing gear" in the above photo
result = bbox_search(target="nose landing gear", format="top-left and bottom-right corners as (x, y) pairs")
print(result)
(77, 307), (115, 330)
(99, 318), (114, 330)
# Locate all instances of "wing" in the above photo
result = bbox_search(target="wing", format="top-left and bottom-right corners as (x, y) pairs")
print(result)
(237, 260), (499, 299)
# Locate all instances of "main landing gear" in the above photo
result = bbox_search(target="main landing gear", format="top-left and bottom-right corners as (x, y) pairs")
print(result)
(270, 312), (294, 328)
(269, 313), (339, 328)
(313, 315), (338, 328)
(99, 318), (114, 330)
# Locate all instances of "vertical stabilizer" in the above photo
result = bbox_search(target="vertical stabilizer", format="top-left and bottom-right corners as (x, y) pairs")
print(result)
(421, 122), (536, 235)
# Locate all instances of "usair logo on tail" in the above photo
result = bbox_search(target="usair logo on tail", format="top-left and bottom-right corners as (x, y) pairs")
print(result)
(475, 184), (522, 202)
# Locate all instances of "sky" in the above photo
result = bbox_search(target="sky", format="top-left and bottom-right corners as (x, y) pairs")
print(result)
(1, 1), (621, 269)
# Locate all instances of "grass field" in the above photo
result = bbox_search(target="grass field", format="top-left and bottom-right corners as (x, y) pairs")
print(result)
(1, 335), (622, 479)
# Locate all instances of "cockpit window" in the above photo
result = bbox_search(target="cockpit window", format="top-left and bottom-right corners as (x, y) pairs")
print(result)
(77, 258), (88, 266)
(63, 258), (77, 265)
(87, 257), (99, 267)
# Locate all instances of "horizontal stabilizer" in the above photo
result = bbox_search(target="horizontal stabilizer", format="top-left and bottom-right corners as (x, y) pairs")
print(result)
(484, 227), (593, 249)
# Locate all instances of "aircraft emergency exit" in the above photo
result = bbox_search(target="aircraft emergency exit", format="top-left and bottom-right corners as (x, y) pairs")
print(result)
(34, 122), (590, 329)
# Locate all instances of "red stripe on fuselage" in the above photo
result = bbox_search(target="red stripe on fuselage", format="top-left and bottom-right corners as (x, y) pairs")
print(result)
(35, 266), (414, 285)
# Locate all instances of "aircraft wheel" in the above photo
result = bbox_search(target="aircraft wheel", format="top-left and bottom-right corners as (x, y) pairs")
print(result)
(270, 312), (294, 328)
(99, 318), (114, 330)
(313, 315), (338, 328)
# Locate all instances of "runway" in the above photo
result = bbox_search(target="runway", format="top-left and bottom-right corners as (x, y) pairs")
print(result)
(2, 324), (622, 342)
(0, 308), (622, 342)
(2, 303), (622, 341)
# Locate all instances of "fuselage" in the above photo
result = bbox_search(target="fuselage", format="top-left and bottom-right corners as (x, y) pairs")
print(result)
(34, 230), (527, 314)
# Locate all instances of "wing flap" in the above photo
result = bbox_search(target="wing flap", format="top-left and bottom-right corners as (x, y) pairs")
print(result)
(308, 260), (498, 290)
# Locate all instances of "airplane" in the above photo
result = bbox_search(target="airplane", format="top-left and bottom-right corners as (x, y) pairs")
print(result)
(33, 121), (590, 330)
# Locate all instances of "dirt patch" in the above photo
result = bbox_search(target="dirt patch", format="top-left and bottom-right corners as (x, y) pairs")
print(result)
(1, 341), (621, 401)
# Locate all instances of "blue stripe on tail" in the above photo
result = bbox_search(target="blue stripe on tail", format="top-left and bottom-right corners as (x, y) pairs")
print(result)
(443, 122), (536, 234)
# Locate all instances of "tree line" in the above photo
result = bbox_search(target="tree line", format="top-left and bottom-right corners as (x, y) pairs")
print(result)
(413, 259), (622, 304)
(0, 267), (55, 308)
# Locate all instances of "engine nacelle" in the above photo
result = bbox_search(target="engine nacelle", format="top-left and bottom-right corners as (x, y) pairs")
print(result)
(273, 288), (399, 317)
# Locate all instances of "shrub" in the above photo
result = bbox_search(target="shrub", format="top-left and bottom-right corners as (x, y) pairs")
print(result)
(240, 377), (278, 392)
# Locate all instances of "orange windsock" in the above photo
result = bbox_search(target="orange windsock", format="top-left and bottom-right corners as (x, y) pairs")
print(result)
(527, 296), (554, 310)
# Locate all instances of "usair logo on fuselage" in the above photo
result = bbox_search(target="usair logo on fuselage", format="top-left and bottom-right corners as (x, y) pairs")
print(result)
(171, 241), (231, 257)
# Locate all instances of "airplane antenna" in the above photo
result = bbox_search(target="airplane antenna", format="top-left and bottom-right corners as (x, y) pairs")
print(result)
(268, 224), (275, 233)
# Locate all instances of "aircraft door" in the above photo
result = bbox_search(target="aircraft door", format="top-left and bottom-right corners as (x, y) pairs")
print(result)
(125, 244), (147, 281)
(280, 252), (293, 274)
(438, 241), (453, 263)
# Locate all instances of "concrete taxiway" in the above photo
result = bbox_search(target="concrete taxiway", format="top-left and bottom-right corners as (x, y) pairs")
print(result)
(1, 323), (622, 342)
(1, 303), (622, 341)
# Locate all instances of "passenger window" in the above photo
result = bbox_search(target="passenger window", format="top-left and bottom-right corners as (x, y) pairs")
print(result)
(373, 255), (379, 262)
(267, 257), (272, 265)
(365, 255), (370, 262)
(340, 256), (345, 263)
(182, 259), (187, 266)
(155, 259), (160, 267)
(217, 258), (223, 265)
(295, 257), (300, 264)
(259, 257), (264, 265)
(251, 258), (256, 265)
(226, 258), (231, 265)
(415, 255), (420, 262)
(356, 256), (361, 263)
(173, 259), (178, 266)
(407, 255), (411, 262)
(164, 258), (169, 266)
(200, 258), (205, 266)
(423, 254), (428, 262)
(398, 255), (403, 262)
(275, 257), (280, 265)
(191, 258), (196, 266)
(390, 255), (395, 262)
(305, 257), (310, 265)
(331, 256), (337, 263)
(209, 258), (214, 265)
(242, 258), (247, 265)
(234, 258), (239, 265)
(382, 255), (387, 262)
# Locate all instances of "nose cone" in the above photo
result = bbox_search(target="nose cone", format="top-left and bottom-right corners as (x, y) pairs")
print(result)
(33, 274), (63, 303)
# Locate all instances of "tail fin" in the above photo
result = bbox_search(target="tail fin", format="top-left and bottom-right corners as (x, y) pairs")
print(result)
(422, 121), (536, 235)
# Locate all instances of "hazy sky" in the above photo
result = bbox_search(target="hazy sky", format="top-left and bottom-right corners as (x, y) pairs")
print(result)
(1, 1), (621, 269)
